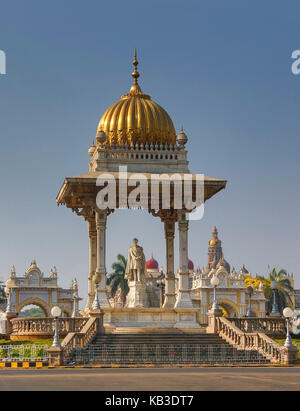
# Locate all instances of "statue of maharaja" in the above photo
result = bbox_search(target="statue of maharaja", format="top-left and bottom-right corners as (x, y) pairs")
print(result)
(125, 238), (148, 283)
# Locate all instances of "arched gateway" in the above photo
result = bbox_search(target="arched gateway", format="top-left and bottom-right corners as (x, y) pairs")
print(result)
(56, 50), (227, 332)
(4, 261), (80, 317)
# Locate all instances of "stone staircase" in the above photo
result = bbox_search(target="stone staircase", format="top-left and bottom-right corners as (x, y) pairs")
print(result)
(94, 333), (225, 345)
(67, 332), (270, 365)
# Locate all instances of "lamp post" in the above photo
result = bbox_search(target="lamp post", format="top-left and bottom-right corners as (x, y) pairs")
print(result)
(245, 286), (255, 317)
(210, 274), (220, 311)
(270, 281), (280, 317)
(283, 307), (294, 348)
(51, 306), (62, 347)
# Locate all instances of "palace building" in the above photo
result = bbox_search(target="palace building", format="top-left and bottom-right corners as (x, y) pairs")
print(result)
(190, 226), (266, 321)
(131, 226), (268, 320)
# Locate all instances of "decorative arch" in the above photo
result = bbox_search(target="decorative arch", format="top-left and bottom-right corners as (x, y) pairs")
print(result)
(60, 306), (72, 317)
(217, 298), (240, 318)
(17, 297), (51, 317)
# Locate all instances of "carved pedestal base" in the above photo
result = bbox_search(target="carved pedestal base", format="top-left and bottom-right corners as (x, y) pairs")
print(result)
(206, 310), (223, 334)
(126, 282), (149, 308)
(102, 307), (204, 333)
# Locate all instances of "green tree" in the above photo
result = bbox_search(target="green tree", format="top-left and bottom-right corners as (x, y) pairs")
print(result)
(258, 268), (294, 314)
(107, 254), (129, 306)
(20, 307), (45, 318)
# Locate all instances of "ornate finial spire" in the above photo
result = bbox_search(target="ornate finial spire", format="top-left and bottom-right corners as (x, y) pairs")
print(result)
(132, 48), (140, 83)
(129, 48), (142, 95)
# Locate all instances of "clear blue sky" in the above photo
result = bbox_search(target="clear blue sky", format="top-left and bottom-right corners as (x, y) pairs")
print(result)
(0, 0), (299, 304)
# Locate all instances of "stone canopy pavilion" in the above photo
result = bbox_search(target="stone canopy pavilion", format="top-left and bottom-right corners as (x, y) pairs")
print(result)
(56, 50), (227, 332)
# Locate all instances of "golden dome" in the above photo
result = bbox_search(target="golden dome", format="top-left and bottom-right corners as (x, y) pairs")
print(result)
(209, 238), (221, 246)
(209, 226), (222, 247)
(97, 50), (176, 147)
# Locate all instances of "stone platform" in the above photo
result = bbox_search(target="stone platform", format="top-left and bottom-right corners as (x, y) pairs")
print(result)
(102, 307), (204, 333)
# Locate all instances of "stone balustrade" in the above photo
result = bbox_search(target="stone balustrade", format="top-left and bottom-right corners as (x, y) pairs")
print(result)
(228, 317), (286, 337)
(256, 332), (283, 363)
(61, 315), (101, 364)
(92, 143), (189, 174)
(214, 316), (297, 365)
(10, 317), (88, 341)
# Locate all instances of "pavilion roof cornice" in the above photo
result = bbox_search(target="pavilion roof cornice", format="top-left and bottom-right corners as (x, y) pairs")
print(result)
(56, 171), (227, 212)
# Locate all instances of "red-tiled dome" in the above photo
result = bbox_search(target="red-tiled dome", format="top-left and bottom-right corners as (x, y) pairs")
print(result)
(188, 259), (194, 271)
(146, 256), (159, 270)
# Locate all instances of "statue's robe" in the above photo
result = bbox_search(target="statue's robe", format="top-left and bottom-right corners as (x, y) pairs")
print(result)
(125, 245), (147, 282)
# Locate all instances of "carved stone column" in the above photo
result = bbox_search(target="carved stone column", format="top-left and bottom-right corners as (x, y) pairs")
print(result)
(175, 212), (193, 308)
(94, 210), (110, 308)
(151, 210), (177, 309)
(85, 217), (97, 311)
(163, 217), (176, 309)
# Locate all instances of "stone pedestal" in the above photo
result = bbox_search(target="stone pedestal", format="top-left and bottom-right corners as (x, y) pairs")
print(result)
(88, 309), (105, 334)
(281, 345), (299, 365)
(102, 307), (204, 332)
(206, 309), (222, 334)
(47, 346), (63, 366)
(126, 282), (149, 308)
(3, 312), (17, 336)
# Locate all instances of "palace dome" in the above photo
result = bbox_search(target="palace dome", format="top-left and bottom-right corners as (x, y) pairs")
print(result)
(216, 254), (231, 273)
(188, 259), (194, 271)
(97, 50), (176, 147)
(146, 256), (159, 270)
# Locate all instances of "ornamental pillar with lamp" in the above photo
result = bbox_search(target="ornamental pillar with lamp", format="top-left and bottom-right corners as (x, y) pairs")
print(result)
(281, 307), (299, 365)
(206, 274), (223, 333)
(245, 286), (255, 317)
(46, 306), (63, 366)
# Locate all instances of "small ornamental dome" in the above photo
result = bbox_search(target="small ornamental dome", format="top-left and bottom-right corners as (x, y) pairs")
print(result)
(97, 50), (176, 148)
(177, 127), (188, 149)
(188, 259), (194, 271)
(96, 130), (107, 146)
(6, 278), (15, 288)
(146, 256), (159, 270)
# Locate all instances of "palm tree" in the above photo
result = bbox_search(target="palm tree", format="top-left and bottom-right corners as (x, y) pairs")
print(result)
(107, 254), (129, 306)
(257, 268), (294, 314)
(0, 281), (6, 305)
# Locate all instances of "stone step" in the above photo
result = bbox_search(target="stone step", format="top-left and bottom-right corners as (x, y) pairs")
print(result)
(66, 333), (270, 365)
(94, 333), (224, 343)
(104, 327), (207, 334)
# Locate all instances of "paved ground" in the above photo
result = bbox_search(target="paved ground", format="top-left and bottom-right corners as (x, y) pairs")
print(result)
(0, 367), (300, 391)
